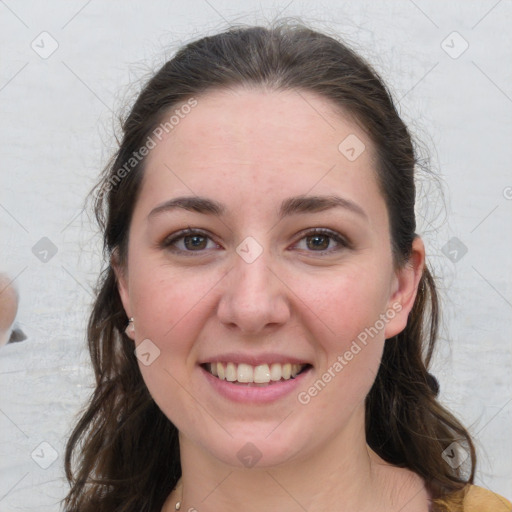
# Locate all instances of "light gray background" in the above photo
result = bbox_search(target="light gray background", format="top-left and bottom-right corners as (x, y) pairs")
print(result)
(1, 0), (511, 509)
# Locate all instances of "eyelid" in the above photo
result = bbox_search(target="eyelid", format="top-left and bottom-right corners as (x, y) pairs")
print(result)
(160, 227), (219, 255)
(291, 227), (351, 253)
(160, 227), (351, 255)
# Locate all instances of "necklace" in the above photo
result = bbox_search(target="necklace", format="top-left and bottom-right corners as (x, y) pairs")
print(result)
(173, 479), (182, 510)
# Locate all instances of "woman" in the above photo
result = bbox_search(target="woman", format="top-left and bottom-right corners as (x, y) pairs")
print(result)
(63, 21), (511, 512)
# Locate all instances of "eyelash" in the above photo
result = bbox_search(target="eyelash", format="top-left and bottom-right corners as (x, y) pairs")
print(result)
(160, 227), (350, 256)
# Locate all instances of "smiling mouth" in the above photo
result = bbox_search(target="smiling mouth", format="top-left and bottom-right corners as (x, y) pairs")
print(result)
(201, 362), (312, 386)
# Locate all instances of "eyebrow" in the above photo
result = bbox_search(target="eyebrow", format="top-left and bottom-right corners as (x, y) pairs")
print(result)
(148, 194), (368, 221)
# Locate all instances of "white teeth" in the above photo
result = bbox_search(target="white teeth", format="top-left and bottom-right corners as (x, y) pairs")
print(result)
(226, 362), (237, 382)
(253, 364), (270, 383)
(270, 363), (282, 381)
(206, 362), (306, 384)
(237, 363), (253, 383)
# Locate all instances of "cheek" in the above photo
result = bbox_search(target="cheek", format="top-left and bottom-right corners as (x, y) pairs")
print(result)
(128, 259), (221, 389)
(304, 263), (392, 343)
(296, 265), (389, 401)
(130, 265), (215, 427)
(129, 258), (213, 340)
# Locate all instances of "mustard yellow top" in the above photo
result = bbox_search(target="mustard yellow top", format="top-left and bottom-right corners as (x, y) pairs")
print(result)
(433, 484), (512, 511)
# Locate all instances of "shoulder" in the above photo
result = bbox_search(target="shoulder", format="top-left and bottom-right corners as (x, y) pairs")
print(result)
(434, 484), (512, 512)
(463, 485), (512, 511)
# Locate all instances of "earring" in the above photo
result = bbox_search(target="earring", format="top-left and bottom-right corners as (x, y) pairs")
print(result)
(125, 317), (135, 336)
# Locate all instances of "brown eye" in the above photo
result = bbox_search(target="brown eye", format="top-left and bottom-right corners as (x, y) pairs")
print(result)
(182, 234), (208, 250)
(306, 234), (330, 251)
(161, 228), (219, 254)
(294, 228), (349, 254)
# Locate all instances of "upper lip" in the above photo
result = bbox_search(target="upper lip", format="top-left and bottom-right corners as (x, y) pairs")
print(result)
(199, 352), (312, 367)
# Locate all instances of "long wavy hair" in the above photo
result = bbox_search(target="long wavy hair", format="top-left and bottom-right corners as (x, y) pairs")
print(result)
(64, 19), (476, 512)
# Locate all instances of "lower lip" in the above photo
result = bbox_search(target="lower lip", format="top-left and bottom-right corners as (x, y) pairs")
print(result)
(200, 365), (312, 404)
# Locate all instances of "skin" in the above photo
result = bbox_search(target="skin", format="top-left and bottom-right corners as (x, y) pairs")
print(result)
(0, 274), (18, 347)
(114, 87), (429, 511)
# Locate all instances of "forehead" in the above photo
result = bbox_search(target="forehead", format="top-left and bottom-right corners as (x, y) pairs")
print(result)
(150, 87), (370, 168)
(137, 87), (385, 226)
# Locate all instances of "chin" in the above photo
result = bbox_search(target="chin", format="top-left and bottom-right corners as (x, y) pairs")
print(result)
(194, 421), (314, 469)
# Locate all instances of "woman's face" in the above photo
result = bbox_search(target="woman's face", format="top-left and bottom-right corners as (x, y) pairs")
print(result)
(115, 88), (423, 468)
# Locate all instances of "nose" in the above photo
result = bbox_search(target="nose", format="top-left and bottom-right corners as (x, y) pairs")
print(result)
(216, 248), (291, 334)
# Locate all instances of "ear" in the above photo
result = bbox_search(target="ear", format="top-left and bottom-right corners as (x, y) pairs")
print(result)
(111, 248), (134, 340)
(384, 236), (425, 339)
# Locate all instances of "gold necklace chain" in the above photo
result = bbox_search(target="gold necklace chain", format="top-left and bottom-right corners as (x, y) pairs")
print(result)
(174, 479), (182, 510)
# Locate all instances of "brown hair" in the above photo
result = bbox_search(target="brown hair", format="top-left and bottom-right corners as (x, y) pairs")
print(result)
(64, 19), (476, 511)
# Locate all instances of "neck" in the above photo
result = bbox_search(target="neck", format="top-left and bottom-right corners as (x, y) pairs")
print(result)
(165, 406), (429, 512)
